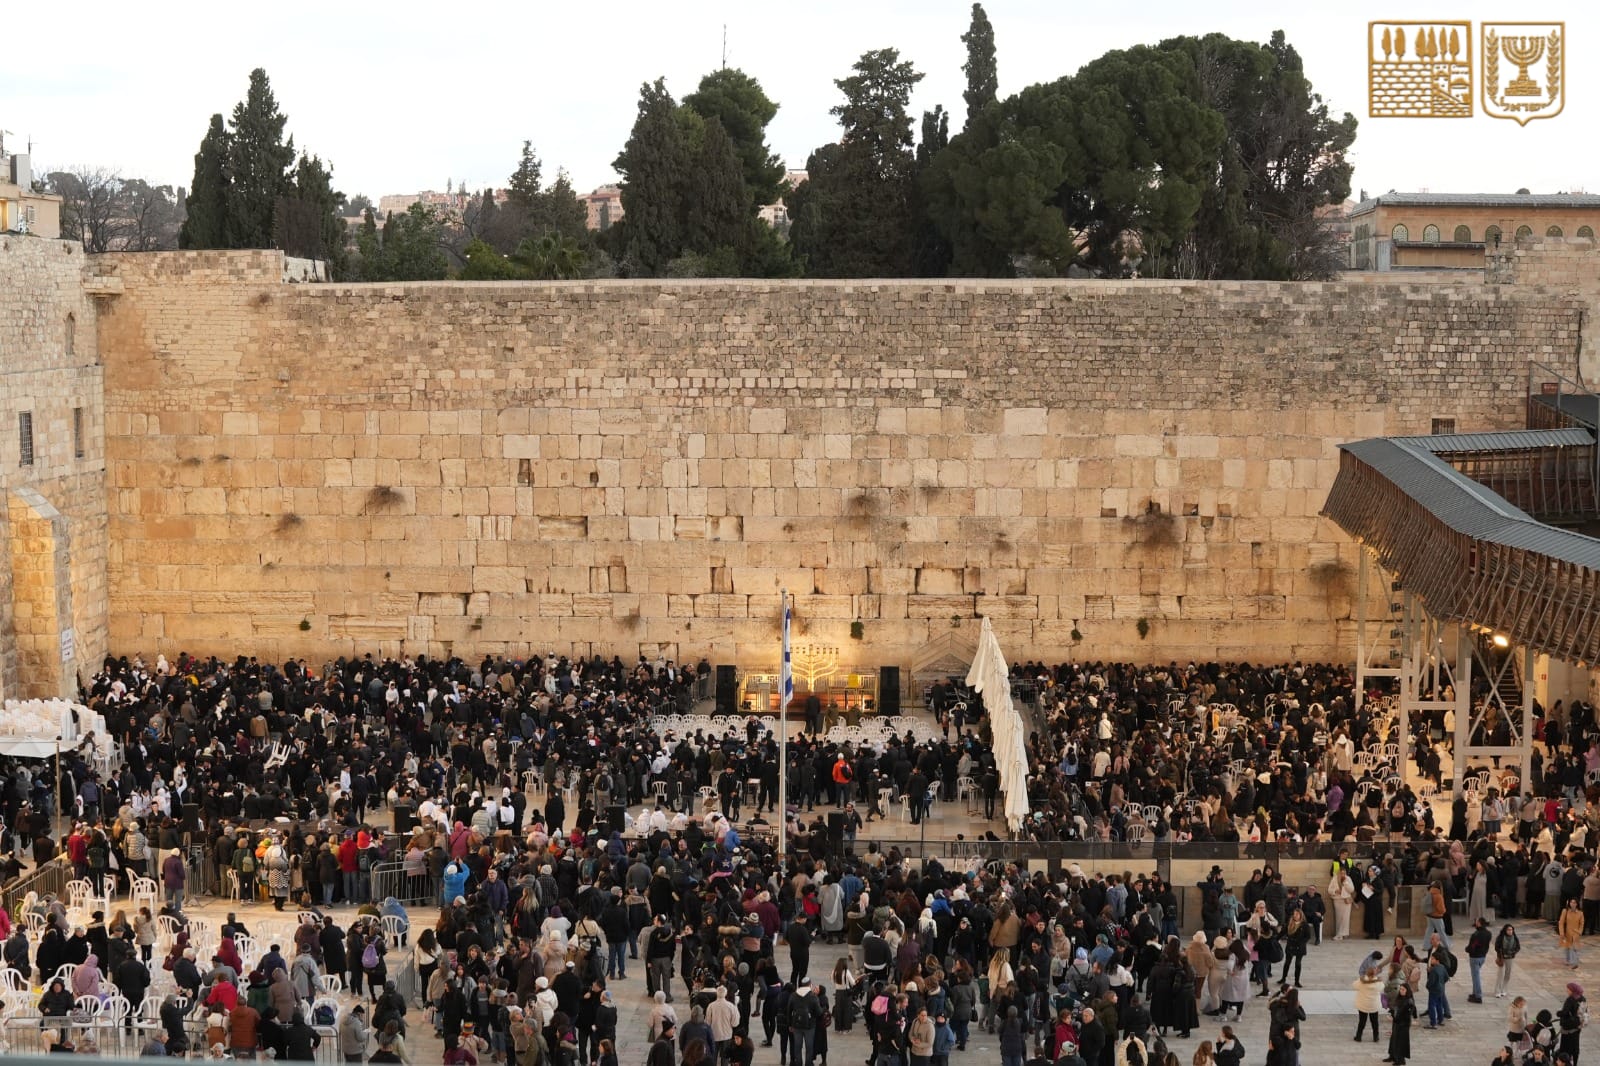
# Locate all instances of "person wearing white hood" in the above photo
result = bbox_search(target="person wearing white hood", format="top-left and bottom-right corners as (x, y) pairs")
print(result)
(648, 990), (678, 1042)
(536, 976), (560, 1028)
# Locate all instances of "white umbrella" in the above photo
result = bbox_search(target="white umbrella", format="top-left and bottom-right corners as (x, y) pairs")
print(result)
(965, 617), (1031, 833)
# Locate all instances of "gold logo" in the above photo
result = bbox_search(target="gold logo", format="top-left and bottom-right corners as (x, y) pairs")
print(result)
(1483, 22), (1566, 123)
(1369, 21), (1474, 117)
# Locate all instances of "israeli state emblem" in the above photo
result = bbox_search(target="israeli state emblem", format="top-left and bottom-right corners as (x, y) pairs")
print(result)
(1483, 22), (1566, 123)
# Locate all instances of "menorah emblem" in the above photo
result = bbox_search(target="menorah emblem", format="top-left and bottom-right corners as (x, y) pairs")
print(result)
(1502, 36), (1546, 95)
(1483, 22), (1566, 123)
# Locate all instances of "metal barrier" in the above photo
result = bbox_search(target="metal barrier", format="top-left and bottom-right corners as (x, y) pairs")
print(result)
(369, 859), (433, 907)
(1, 857), (72, 915)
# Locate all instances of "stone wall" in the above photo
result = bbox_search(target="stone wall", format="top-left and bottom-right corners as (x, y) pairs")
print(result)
(93, 251), (1584, 670)
(0, 236), (108, 696)
(1486, 236), (1600, 383)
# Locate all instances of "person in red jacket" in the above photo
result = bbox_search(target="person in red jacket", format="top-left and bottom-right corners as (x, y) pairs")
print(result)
(338, 835), (360, 907)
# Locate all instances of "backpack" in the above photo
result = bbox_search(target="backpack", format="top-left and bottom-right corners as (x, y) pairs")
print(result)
(240, 852), (256, 874)
(363, 942), (380, 970)
(1441, 949), (1458, 978)
(313, 1002), (337, 1027)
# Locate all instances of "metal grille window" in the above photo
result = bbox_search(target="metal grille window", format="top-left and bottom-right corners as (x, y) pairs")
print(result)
(73, 407), (84, 459)
(19, 411), (33, 466)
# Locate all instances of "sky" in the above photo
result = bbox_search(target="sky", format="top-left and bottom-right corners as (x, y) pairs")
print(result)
(2, 1), (1593, 204)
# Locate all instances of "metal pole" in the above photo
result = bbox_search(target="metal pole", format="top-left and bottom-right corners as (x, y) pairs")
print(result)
(1454, 628), (1473, 800)
(778, 590), (789, 872)
(54, 735), (62, 841)
(1356, 552), (1369, 712)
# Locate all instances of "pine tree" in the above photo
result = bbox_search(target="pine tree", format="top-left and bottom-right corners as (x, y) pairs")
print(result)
(224, 69), (296, 249)
(286, 153), (348, 273)
(684, 68), (786, 209)
(684, 118), (752, 261)
(614, 79), (691, 274)
(787, 50), (924, 276)
(180, 114), (230, 249)
(961, 4), (998, 129)
(508, 142), (543, 211)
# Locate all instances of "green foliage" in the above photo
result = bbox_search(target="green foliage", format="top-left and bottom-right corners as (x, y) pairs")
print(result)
(924, 29), (1354, 280)
(356, 203), (449, 281)
(180, 68), (350, 267)
(511, 233), (588, 279)
(788, 49), (924, 277)
(684, 68), (786, 209)
(459, 238), (523, 280)
(180, 115), (229, 249)
(1155, 32), (1357, 279)
(684, 118), (752, 256)
(615, 78), (691, 274)
(508, 141), (543, 211)
(960, 3), (998, 126)
(224, 68), (297, 249)
(909, 107), (953, 276)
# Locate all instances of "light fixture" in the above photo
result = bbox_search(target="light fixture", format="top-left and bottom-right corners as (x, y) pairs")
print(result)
(1492, 634), (1510, 649)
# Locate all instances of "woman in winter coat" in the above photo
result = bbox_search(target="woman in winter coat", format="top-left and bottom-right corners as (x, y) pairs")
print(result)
(269, 966), (299, 1021)
(1220, 942), (1250, 1022)
(1494, 924), (1521, 997)
(1187, 933), (1217, 1015)
(1352, 970), (1382, 1043)
(1386, 984), (1416, 1066)
(909, 1006), (936, 1066)
(1559, 899), (1584, 968)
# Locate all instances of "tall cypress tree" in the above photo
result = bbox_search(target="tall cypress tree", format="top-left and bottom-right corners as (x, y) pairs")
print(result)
(684, 118), (752, 260)
(180, 114), (230, 249)
(614, 79), (691, 274)
(224, 68), (296, 248)
(961, 3), (999, 128)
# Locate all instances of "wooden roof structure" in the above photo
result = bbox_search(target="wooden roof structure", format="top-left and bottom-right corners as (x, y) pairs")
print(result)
(1323, 428), (1600, 665)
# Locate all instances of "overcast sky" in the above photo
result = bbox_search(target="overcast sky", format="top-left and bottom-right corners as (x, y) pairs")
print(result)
(3, 1), (1592, 204)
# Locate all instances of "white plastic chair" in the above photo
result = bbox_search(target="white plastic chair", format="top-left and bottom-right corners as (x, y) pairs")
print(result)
(321, 974), (343, 996)
(98, 993), (131, 1052)
(51, 964), (78, 987)
(0, 969), (25, 992)
(379, 914), (408, 947)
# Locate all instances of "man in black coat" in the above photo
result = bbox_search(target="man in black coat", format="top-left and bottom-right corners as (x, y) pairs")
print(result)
(784, 913), (812, 986)
(1077, 1006), (1105, 1066)
(115, 955), (150, 1015)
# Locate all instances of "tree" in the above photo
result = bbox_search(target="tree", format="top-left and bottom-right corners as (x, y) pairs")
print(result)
(512, 233), (588, 279)
(53, 168), (185, 252)
(180, 114), (229, 249)
(1158, 32), (1357, 279)
(276, 153), (347, 273)
(346, 194), (373, 217)
(356, 204), (449, 281)
(683, 118), (751, 259)
(683, 68), (786, 209)
(908, 108), (953, 275)
(614, 79), (692, 274)
(508, 141), (543, 212)
(787, 49), (924, 277)
(224, 68), (296, 249)
(960, 3), (998, 128)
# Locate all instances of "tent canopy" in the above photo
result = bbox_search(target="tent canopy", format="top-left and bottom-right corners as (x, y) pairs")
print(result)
(0, 699), (103, 759)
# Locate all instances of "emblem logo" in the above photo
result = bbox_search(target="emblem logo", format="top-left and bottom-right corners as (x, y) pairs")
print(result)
(1369, 21), (1474, 117)
(1483, 22), (1566, 123)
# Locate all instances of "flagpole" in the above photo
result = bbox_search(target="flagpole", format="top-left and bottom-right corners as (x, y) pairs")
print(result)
(778, 590), (790, 872)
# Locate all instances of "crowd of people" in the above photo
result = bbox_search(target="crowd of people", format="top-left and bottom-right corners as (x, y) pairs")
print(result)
(0, 651), (1598, 1066)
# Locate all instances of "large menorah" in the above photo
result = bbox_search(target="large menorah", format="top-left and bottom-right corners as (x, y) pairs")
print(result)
(1502, 35), (1546, 96)
(789, 645), (841, 690)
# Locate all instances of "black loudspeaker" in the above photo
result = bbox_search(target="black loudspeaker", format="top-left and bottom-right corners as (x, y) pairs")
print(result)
(879, 667), (901, 716)
(827, 810), (847, 850)
(393, 802), (415, 835)
(715, 665), (738, 714)
(606, 804), (626, 834)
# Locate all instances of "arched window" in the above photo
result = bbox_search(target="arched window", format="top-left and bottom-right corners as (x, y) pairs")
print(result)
(1392, 224), (1409, 242)
(1516, 225), (1534, 239)
(1548, 225), (1564, 237)
(1422, 225), (1441, 243)
(1486, 225), (1503, 244)
(1454, 225), (1472, 242)
(1579, 226), (1596, 239)
(64, 313), (74, 357)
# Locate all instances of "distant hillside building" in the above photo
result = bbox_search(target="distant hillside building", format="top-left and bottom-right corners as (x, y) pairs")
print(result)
(1349, 191), (1600, 271)
(0, 151), (61, 239)
(578, 186), (623, 231)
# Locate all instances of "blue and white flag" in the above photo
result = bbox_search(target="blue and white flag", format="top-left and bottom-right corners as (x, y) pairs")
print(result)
(780, 594), (794, 711)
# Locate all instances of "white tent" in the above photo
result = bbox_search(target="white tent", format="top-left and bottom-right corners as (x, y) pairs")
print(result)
(964, 617), (1031, 832)
(0, 698), (105, 758)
